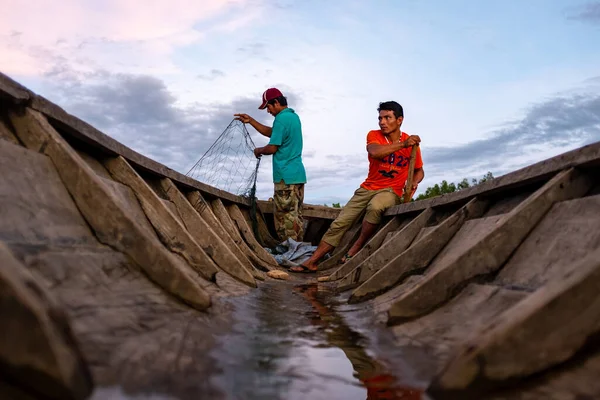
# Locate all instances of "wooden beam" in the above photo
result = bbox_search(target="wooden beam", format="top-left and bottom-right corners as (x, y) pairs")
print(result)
(257, 200), (342, 220)
(226, 203), (279, 268)
(104, 156), (219, 282)
(0, 72), (30, 104)
(349, 197), (489, 304)
(428, 247), (600, 398)
(210, 198), (276, 272)
(388, 168), (593, 323)
(334, 208), (435, 290)
(186, 191), (266, 281)
(317, 218), (364, 271)
(0, 241), (93, 400)
(158, 178), (256, 287)
(9, 108), (211, 311)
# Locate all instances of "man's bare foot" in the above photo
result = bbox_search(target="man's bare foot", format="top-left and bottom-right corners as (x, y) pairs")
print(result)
(290, 263), (317, 273)
(339, 251), (356, 264)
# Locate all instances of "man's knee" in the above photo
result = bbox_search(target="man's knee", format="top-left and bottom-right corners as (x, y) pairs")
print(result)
(364, 191), (398, 224)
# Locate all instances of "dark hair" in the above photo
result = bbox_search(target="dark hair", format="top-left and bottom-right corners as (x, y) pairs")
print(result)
(268, 96), (288, 107)
(377, 101), (404, 119)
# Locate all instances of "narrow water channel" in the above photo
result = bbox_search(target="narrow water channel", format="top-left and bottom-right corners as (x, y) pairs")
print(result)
(209, 280), (426, 400)
(89, 279), (428, 400)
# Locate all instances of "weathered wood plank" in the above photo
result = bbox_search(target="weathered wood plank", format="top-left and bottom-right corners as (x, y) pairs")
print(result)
(349, 198), (489, 303)
(388, 168), (594, 323)
(185, 191), (266, 281)
(384, 143), (600, 217)
(328, 215), (405, 282)
(24, 89), (249, 206)
(0, 117), (20, 145)
(104, 156), (219, 282)
(240, 207), (280, 249)
(335, 208), (435, 290)
(0, 241), (93, 400)
(210, 198), (276, 272)
(317, 218), (364, 271)
(226, 203), (279, 267)
(9, 108), (211, 310)
(159, 178), (256, 287)
(258, 200), (342, 220)
(0, 72), (30, 104)
(428, 247), (600, 399)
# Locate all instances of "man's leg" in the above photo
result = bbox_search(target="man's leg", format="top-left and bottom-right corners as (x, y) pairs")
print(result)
(345, 189), (400, 258)
(293, 188), (375, 271)
(273, 181), (304, 242)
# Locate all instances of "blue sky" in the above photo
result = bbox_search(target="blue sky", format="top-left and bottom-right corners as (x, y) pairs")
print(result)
(1, 0), (599, 204)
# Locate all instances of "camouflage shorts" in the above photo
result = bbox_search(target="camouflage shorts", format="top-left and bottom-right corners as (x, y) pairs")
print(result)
(273, 180), (305, 242)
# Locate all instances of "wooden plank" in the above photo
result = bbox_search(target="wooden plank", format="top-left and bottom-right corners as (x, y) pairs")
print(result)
(210, 198), (276, 272)
(0, 241), (93, 400)
(328, 214), (409, 281)
(0, 72), (30, 104)
(186, 191), (266, 281)
(317, 218), (364, 271)
(388, 168), (594, 323)
(0, 117), (20, 145)
(384, 143), (600, 218)
(240, 207), (280, 248)
(349, 198), (489, 304)
(104, 156), (219, 282)
(159, 178), (256, 287)
(428, 247), (600, 399)
(26, 90), (249, 206)
(226, 203), (279, 267)
(257, 200), (342, 220)
(334, 208), (435, 289)
(9, 108), (211, 311)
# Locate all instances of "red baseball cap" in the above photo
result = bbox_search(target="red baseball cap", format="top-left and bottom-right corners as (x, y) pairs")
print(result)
(259, 87), (283, 109)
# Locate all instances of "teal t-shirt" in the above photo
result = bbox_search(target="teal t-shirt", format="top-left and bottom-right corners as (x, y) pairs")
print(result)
(268, 108), (307, 184)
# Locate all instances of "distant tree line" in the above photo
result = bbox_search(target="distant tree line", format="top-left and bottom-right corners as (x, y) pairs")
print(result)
(322, 171), (494, 207)
(414, 171), (494, 201)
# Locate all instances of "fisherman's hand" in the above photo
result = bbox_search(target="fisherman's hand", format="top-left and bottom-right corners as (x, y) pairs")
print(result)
(234, 113), (253, 124)
(404, 135), (421, 148)
(253, 148), (262, 158)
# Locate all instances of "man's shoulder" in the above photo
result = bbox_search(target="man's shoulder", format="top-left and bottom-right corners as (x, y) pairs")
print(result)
(366, 129), (383, 142)
(277, 108), (299, 119)
(276, 108), (301, 125)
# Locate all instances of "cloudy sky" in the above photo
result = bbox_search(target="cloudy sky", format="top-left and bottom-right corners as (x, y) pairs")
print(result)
(2, 0), (599, 205)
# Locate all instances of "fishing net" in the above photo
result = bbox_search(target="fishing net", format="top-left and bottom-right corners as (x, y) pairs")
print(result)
(186, 119), (261, 234)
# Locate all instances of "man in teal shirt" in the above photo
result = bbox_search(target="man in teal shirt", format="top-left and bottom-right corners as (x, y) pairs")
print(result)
(234, 88), (307, 242)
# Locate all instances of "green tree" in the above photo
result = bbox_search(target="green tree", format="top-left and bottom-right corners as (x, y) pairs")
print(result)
(414, 172), (494, 202)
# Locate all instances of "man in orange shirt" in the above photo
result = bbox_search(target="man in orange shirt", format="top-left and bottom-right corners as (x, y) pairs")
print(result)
(291, 101), (424, 273)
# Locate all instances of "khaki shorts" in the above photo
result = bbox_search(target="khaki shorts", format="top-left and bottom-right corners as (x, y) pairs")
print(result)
(322, 187), (400, 247)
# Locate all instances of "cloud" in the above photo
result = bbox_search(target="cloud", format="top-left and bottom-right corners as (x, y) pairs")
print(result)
(0, 0), (262, 77)
(27, 59), (600, 205)
(197, 69), (226, 80)
(41, 67), (304, 197)
(420, 84), (600, 182)
(567, 2), (600, 24)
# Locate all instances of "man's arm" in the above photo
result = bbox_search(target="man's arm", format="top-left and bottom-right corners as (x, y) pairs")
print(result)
(234, 114), (272, 137)
(367, 135), (421, 159)
(254, 144), (279, 158)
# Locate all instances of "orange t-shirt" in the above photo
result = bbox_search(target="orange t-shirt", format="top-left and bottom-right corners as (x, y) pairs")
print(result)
(360, 130), (423, 198)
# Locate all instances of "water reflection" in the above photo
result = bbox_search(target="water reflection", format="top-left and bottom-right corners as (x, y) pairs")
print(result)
(209, 281), (424, 400)
(294, 283), (423, 400)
